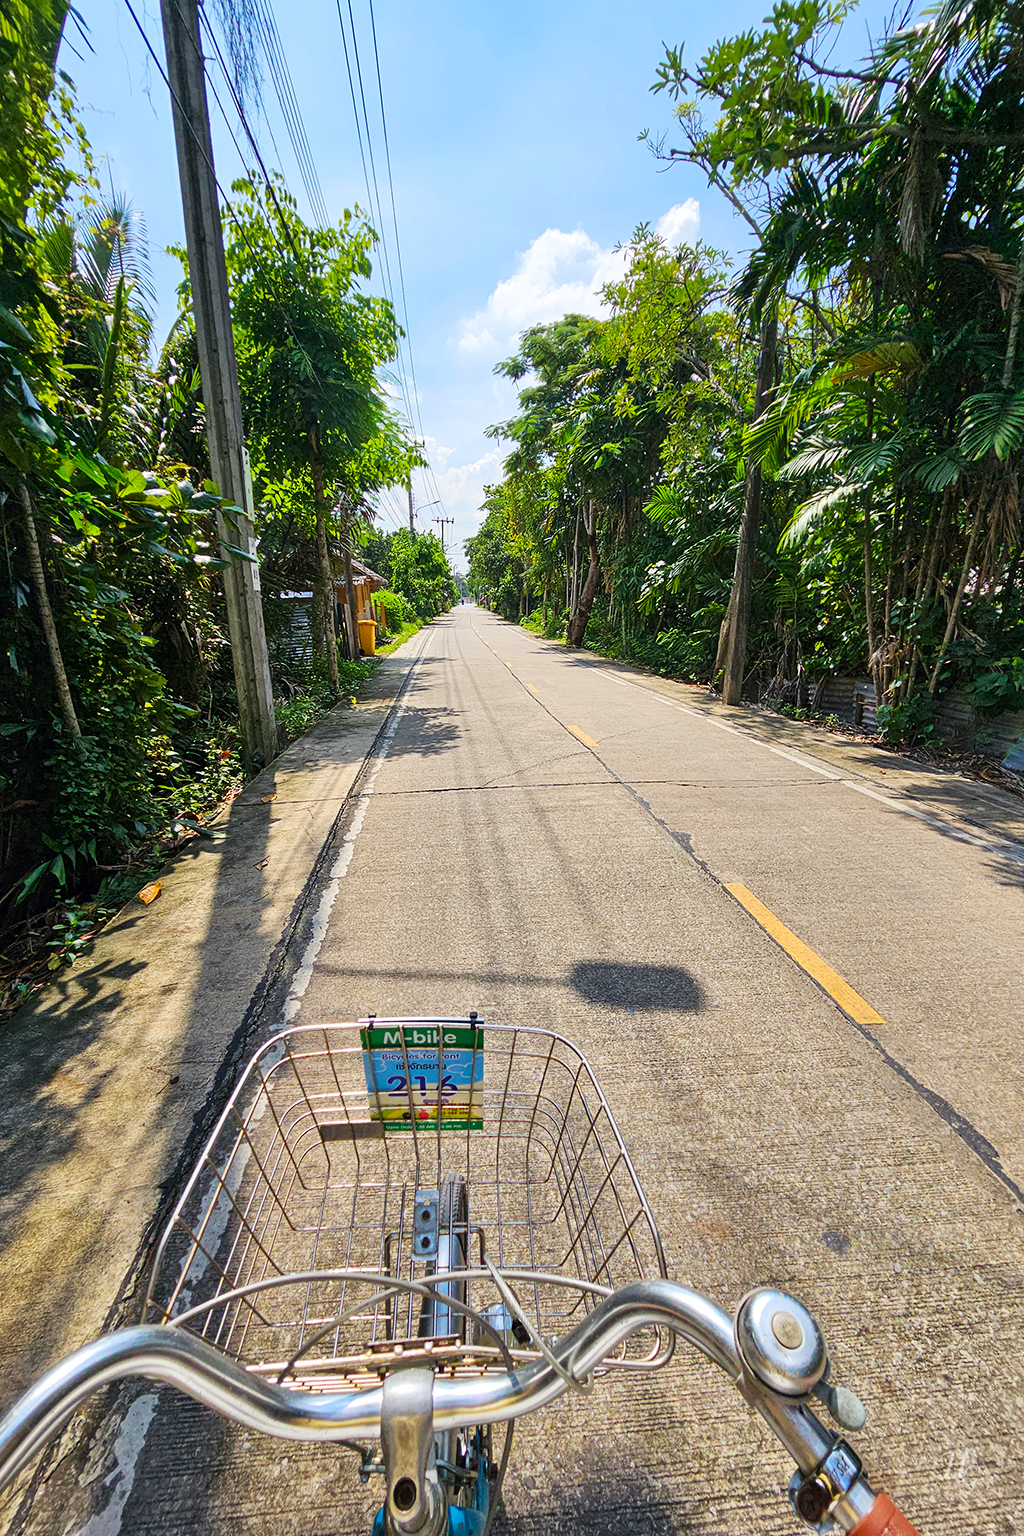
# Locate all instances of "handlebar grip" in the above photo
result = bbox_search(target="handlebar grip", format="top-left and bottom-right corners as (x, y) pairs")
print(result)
(850, 1492), (922, 1536)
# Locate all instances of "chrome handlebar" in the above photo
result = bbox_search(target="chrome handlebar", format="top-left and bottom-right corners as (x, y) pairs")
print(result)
(0, 1279), (876, 1531)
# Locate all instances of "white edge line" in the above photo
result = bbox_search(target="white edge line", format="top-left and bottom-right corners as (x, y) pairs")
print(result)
(838, 779), (1024, 864)
(97, 637), (434, 1530)
(71, 1392), (159, 1536)
(765, 744), (839, 779)
(595, 668), (1024, 861)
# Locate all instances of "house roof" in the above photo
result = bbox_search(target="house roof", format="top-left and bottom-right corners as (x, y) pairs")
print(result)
(329, 556), (387, 590)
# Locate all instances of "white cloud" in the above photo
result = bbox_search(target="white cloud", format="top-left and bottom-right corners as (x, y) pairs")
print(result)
(655, 198), (701, 247)
(456, 227), (622, 355)
(432, 447), (503, 508)
(455, 202), (700, 358)
(418, 435), (457, 469)
(425, 203), (703, 563)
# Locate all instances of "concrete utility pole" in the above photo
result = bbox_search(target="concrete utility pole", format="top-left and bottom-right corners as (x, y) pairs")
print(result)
(159, 0), (278, 766)
(407, 483), (415, 534)
(432, 515), (454, 554)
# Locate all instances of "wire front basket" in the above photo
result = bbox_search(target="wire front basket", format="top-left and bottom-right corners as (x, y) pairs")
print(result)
(146, 1020), (669, 1390)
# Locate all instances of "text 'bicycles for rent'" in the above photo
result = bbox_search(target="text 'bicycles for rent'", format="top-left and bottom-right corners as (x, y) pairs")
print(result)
(0, 1017), (921, 1535)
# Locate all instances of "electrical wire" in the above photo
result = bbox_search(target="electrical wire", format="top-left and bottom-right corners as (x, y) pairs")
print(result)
(196, 0), (421, 544)
(123, 0), (341, 438)
(333, 0), (448, 528)
(197, 4), (311, 271)
(234, 0), (441, 547)
(250, 0), (330, 229)
(365, 0), (447, 519)
(129, 0), (439, 552)
(334, 1), (402, 357)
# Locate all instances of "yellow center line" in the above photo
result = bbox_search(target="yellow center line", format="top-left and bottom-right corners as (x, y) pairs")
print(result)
(725, 882), (885, 1027)
(567, 725), (599, 751)
(474, 624), (598, 750)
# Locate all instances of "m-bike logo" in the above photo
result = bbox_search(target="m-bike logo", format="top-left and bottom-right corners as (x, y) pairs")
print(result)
(378, 1029), (461, 1046)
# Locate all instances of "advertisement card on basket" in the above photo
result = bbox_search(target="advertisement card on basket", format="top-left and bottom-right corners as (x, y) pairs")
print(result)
(359, 1020), (484, 1130)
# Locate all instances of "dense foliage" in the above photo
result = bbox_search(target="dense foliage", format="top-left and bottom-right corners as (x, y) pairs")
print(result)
(468, 0), (1024, 747)
(0, 0), (451, 1011)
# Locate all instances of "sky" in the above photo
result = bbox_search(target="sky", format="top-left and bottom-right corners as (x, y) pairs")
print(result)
(59, 0), (895, 571)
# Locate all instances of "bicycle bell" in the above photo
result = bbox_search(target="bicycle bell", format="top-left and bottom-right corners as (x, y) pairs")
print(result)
(735, 1288), (827, 1396)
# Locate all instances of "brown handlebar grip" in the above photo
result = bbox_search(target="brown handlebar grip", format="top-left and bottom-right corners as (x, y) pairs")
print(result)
(850, 1493), (922, 1536)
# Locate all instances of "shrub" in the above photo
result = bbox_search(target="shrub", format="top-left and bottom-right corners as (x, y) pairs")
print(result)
(375, 588), (414, 631)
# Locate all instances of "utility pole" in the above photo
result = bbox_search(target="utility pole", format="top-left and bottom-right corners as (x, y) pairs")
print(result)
(410, 495), (439, 539)
(432, 515), (454, 554)
(159, 0), (278, 766)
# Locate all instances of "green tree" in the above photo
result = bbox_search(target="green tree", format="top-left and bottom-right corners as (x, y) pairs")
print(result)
(225, 177), (413, 691)
(653, 0), (1024, 724)
(366, 527), (456, 620)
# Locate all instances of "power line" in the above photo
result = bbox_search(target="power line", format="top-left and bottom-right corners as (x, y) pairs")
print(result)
(365, 0), (447, 517)
(334, 0), (448, 527)
(134, 0), (435, 556)
(334, 1), (413, 416)
(124, 0), (342, 436)
(199, 8), (296, 225)
(250, 0), (330, 228)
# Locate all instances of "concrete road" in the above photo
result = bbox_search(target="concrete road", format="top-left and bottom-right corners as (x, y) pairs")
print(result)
(15, 605), (1024, 1535)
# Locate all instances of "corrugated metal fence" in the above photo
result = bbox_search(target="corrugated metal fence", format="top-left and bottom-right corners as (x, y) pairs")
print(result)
(812, 676), (1024, 765)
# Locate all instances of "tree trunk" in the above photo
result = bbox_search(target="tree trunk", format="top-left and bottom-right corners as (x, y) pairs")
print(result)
(924, 484), (954, 601)
(864, 288), (882, 705)
(570, 502), (581, 617)
(1001, 238), (1024, 390)
(567, 499), (600, 647)
(19, 479), (82, 740)
(310, 442), (339, 693)
(713, 614), (730, 679)
(928, 486), (986, 694)
(864, 499), (877, 699)
(310, 583), (325, 657)
(721, 310), (778, 705)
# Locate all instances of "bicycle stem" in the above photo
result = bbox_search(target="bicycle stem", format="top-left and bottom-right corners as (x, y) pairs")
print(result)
(0, 1279), (875, 1529)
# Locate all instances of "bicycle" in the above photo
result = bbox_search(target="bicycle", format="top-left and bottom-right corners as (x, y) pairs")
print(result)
(0, 1017), (920, 1535)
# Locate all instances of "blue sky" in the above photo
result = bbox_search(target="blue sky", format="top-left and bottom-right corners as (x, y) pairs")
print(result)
(60, 0), (893, 569)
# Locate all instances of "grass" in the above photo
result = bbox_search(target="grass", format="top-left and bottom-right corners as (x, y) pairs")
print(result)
(376, 618), (423, 655)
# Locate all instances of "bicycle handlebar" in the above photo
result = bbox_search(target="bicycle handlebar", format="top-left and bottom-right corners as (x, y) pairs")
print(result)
(0, 1279), (886, 1531)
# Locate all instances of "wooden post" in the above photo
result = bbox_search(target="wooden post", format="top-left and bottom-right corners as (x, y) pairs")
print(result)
(338, 496), (361, 659)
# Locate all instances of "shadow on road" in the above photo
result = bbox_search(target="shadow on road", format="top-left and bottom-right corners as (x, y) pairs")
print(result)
(381, 701), (462, 758)
(0, 945), (146, 1238)
(492, 1463), (702, 1535)
(570, 960), (705, 1012)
